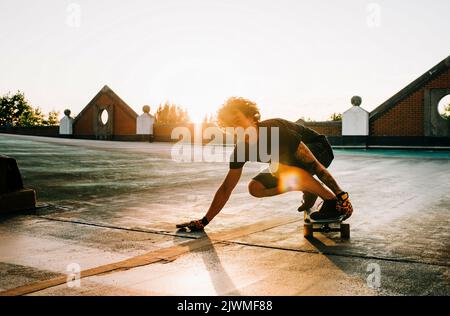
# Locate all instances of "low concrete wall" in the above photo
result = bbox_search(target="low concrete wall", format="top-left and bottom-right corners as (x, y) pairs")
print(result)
(154, 123), (226, 144)
(153, 121), (343, 143)
(0, 121), (342, 142)
(328, 136), (450, 148)
(2, 123), (449, 149)
(154, 123), (195, 142)
(0, 126), (59, 137)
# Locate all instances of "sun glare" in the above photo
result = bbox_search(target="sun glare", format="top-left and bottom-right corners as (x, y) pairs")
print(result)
(190, 110), (206, 124)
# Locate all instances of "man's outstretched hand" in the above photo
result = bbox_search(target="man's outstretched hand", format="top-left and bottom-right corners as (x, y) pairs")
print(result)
(176, 219), (205, 231)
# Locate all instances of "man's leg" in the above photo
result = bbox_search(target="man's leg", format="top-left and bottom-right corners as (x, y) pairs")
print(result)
(248, 166), (335, 200)
(297, 191), (318, 212)
(296, 141), (353, 219)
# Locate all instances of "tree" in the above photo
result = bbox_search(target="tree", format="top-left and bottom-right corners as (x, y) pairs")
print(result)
(202, 113), (216, 125)
(178, 108), (190, 123)
(155, 105), (163, 123)
(155, 102), (191, 124)
(329, 112), (342, 121)
(0, 91), (62, 127)
(18, 106), (45, 127)
(159, 102), (170, 123)
(168, 104), (177, 123)
(45, 110), (60, 126)
(0, 91), (34, 127)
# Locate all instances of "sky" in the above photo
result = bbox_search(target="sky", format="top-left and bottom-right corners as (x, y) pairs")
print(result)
(1, 0), (449, 122)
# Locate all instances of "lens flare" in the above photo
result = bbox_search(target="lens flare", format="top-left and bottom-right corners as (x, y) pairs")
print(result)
(274, 163), (303, 193)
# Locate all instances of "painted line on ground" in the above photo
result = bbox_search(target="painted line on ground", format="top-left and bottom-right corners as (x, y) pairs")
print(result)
(0, 216), (299, 296)
(32, 214), (450, 268)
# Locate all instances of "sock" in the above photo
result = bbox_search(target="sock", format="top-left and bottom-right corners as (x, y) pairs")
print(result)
(201, 216), (209, 226)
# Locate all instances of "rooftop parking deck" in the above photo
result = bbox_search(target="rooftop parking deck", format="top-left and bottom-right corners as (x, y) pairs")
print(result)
(0, 134), (449, 295)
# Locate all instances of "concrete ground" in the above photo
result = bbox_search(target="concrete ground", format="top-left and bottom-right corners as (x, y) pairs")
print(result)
(0, 133), (449, 296)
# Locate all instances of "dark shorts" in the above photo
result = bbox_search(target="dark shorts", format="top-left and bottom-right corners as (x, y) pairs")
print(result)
(252, 137), (334, 189)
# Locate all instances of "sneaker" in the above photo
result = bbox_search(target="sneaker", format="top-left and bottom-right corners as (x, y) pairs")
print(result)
(297, 199), (315, 213)
(310, 199), (341, 220)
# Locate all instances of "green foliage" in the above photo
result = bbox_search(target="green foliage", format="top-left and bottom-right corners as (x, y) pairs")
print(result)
(329, 112), (342, 121)
(0, 91), (61, 127)
(45, 110), (60, 126)
(155, 102), (190, 124)
(18, 106), (45, 127)
(0, 91), (32, 126)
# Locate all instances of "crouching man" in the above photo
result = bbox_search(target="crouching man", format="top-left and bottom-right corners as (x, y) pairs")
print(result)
(177, 97), (353, 231)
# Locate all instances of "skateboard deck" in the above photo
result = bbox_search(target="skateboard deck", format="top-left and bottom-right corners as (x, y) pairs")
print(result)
(303, 208), (350, 239)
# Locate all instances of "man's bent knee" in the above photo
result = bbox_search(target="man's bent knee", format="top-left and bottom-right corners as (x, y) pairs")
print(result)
(248, 180), (267, 198)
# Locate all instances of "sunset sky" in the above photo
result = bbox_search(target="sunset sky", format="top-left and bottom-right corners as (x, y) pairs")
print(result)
(1, 0), (449, 122)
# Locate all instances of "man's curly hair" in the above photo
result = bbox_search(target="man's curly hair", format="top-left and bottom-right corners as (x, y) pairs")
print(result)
(217, 97), (261, 128)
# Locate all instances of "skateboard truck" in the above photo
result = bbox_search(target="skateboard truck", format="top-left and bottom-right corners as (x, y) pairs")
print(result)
(303, 208), (350, 239)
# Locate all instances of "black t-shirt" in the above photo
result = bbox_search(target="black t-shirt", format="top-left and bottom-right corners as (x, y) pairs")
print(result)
(229, 118), (322, 169)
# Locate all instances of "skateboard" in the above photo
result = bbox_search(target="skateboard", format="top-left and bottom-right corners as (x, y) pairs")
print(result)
(303, 208), (350, 239)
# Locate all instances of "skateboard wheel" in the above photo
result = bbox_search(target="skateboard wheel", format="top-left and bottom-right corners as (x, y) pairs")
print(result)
(304, 223), (313, 238)
(340, 223), (350, 239)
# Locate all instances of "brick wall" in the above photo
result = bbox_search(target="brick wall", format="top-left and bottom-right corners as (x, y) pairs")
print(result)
(73, 92), (137, 137)
(304, 121), (342, 136)
(370, 68), (450, 136)
(73, 106), (94, 135)
(114, 103), (136, 135)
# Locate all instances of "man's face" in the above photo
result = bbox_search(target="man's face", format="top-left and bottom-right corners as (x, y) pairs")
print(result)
(227, 111), (258, 144)
(228, 111), (253, 129)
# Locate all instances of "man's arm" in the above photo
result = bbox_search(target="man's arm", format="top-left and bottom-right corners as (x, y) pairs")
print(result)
(295, 141), (342, 195)
(176, 167), (242, 230)
(204, 167), (243, 222)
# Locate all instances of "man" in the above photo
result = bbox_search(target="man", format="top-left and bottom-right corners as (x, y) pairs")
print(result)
(177, 97), (353, 231)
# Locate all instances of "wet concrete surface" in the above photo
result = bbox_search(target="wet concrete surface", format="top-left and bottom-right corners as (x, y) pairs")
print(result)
(0, 134), (449, 295)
